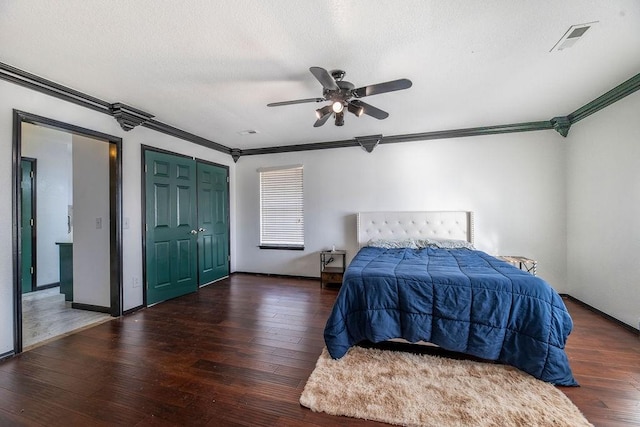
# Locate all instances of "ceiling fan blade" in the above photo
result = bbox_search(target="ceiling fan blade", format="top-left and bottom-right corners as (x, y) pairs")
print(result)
(353, 78), (412, 98)
(313, 112), (332, 127)
(350, 100), (389, 120)
(347, 101), (364, 117)
(267, 98), (325, 107)
(309, 67), (339, 91)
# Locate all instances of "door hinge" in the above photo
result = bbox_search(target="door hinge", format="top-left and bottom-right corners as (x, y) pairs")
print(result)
(227, 176), (229, 183)
(227, 255), (230, 261)
(145, 164), (148, 173)
(30, 170), (34, 178)
(30, 218), (34, 226)
(30, 266), (34, 274)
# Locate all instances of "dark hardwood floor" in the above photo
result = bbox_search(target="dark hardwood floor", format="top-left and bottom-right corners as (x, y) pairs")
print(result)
(0, 273), (638, 426)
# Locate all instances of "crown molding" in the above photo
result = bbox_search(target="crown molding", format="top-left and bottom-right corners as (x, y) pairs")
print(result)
(239, 138), (357, 157)
(568, 72), (640, 124)
(0, 61), (229, 155)
(356, 135), (383, 153)
(2, 60), (638, 160)
(0, 61), (111, 113)
(110, 103), (154, 131)
(551, 116), (571, 137)
(142, 119), (231, 154)
(238, 121), (554, 157)
(382, 121), (554, 144)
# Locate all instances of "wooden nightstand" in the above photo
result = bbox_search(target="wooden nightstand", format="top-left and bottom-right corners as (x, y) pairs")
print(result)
(320, 250), (346, 288)
(498, 255), (537, 276)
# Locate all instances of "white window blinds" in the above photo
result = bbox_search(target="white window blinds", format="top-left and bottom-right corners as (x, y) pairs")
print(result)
(259, 165), (304, 248)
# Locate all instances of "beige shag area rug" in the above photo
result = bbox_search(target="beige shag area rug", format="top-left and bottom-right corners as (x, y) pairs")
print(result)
(300, 347), (591, 427)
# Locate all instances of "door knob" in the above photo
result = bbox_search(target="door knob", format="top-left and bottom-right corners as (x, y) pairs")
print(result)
(190, 229), (198, 235)
(198, 228), (206, 232)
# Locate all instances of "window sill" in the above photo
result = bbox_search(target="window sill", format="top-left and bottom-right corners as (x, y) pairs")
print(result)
(259, 245), (304, 251)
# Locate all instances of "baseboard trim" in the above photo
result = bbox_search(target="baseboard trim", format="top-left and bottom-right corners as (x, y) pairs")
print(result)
(71, 302), (112, 314)
(232, 271), (318, 282)
(0, 350), (15, 361)
(199, 276), (230, 288)
(36, 282), (60, 290)
(561, 294), (639, 334)
(122, 305), (144, 316)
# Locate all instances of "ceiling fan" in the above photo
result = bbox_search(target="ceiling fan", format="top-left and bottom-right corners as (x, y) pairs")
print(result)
(267, 67), (412, 127)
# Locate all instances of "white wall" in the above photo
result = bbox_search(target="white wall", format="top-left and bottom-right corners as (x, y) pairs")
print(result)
(21, 124), (73, 287)
(566, 90), (640, 329)
(2, 71), (635, 356)
(72, 134), (111, 307)
(235, 130), (568, 289)
(0, 79), (236, 355)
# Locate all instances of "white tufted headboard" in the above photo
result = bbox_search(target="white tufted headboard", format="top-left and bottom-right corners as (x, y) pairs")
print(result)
(357, 211), (474, 249)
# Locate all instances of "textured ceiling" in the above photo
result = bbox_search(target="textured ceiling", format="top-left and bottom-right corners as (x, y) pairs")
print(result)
(1, 1), (639, 150)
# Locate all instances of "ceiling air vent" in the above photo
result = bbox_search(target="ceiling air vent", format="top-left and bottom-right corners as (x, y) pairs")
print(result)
(550, 22), (597, 52)
(238, 130), (259, 135)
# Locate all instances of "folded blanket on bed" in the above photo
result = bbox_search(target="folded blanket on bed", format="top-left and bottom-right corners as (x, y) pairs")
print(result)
(324, 246), (577, 386)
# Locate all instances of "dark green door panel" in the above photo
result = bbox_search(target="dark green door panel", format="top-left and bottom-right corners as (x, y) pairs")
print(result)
(20, 159), (35, 294)
(145, 151), (198, 304)
(197, 162), (229, 285)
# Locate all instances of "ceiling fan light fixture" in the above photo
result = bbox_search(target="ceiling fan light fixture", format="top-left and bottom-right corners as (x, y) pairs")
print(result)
(315, 105), (333, 119)
(267, 66), (412, 127)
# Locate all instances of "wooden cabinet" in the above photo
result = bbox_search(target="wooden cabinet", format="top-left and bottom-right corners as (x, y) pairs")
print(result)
(320, 250), (346, 288)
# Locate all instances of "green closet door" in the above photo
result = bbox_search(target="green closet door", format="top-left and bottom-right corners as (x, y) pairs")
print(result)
(145, 151), (198, 304)
(197, 162), (229, 285)
(21, 159), (35, 294)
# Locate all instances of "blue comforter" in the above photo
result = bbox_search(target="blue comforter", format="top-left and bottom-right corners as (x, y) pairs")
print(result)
(324, 247), (577, 386)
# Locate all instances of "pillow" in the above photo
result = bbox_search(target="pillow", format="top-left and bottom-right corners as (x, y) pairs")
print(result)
(366, 238), (418, 249)
(414, 238), (475, 250)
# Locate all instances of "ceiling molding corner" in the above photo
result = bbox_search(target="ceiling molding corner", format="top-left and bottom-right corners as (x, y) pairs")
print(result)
(355, 134), (383, 153)
(551, 116), (571, 137)
(230, 148), (242, 162)
(109, 103), (154, 131)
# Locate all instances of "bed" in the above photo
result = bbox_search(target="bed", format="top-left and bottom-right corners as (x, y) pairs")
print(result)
(323, 211), (577, 386)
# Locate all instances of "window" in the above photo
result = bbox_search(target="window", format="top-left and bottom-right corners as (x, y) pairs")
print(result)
(259, 165), (304, 249)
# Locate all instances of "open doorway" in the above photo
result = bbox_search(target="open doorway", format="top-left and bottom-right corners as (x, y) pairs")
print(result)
(12, 111), (122, 352)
